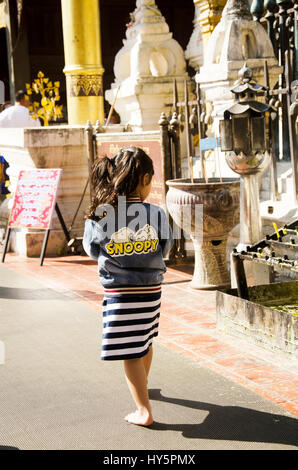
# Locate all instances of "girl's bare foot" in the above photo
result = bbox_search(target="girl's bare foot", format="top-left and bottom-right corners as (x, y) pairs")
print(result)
(124, 409), (153, 426)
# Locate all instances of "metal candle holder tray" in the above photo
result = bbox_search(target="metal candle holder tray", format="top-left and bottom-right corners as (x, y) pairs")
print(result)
(216, 219), (298, 359)
(232, 219), (298, 300)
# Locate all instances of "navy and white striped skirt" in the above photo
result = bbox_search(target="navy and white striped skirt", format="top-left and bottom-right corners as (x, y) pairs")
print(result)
(101, 285), (161, 361)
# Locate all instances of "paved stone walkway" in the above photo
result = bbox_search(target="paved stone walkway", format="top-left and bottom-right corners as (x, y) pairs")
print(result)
(2, 253), (298, 417)
(0, 258), (297, 450)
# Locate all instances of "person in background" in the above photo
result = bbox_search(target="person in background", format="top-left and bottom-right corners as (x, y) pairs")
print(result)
(0, 90), (40, 197)
(0, 155), (9, 197)
(0, 90), (40, 128)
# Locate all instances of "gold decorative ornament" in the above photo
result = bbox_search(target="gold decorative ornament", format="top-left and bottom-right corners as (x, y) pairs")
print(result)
(26, 71), (63, 126)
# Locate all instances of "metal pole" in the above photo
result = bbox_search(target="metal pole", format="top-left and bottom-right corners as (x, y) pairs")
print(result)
(85, 120), (95, 203)
(184, 80), (194, 182)
(169, 112), (185, 259)
(39, 229), (50, 266)
(158, 112), (171, 191)
(159, 112), (177, 262)
(55, 203), (71, 242)
(173, 78), (178, 113)
(1, 227), (11, 263)
(232, 253), (249, 300)
(264, 0), (278, 58)
(285, 50), (298, 204)
(277, 0), (291, 160)
(264, 60), (279, 201)
(295, 3), (298, 80)
(169, 113), (178, 179)
(195, 80), (208, 182)
(196, 81), (203, 142)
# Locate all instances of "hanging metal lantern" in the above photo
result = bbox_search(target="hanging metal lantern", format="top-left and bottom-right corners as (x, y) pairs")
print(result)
(219, 63), (274, 245)
(219, 63), (272, 174)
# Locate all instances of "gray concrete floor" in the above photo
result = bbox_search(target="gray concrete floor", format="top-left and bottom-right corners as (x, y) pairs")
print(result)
(0, 264), (297, 450)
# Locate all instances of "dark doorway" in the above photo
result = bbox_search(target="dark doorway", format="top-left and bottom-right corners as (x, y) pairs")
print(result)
(0, 27), (10, 103)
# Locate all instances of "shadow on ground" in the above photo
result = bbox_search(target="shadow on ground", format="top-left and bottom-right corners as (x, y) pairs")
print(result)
(0, 446), (19, 450)
(149, 389), (298, 447)
(0, 286), (100, 301)
(47, 258), (93, 265)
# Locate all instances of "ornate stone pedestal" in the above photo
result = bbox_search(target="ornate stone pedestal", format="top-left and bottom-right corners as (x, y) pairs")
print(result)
(166, 177), (240, 289)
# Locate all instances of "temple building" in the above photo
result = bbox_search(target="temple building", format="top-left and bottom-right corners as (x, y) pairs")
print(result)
(0, 0), (236, 123)
(0, 1), (195, 117)
(0, 0), (296, 263)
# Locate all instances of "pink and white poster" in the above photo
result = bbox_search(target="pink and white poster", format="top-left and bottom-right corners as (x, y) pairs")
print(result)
(8, 169), (62, 229)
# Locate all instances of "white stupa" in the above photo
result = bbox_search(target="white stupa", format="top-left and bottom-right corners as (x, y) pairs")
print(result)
(195, 0), (281, 179)
(197, 0), (281, 112)
(105, 0), (188, 131)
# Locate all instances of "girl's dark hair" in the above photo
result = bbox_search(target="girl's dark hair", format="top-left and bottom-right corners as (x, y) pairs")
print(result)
(87, 146), (154, 219)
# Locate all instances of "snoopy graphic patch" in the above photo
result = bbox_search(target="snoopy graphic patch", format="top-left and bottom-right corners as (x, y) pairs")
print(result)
(105, 224), (159, 256)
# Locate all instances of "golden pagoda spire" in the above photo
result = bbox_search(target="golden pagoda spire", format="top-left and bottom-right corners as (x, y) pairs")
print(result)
(194, 0), (227, 54)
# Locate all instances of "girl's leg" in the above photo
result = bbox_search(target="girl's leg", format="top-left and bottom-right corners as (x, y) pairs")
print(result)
(123, 356), (153, 426)
(142, 344), (153, 379)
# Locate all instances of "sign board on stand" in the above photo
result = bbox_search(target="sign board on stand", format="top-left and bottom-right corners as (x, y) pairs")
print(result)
(1, 168), (69, 265)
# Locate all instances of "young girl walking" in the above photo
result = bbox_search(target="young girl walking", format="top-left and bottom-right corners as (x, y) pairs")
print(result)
(83, 146), (173, 426)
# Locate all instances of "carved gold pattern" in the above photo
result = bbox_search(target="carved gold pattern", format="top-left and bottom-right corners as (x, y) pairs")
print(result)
(67, 74), (103, 97)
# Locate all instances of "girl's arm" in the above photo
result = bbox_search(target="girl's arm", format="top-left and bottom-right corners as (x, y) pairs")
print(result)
(83, 219), (102, 260)
(159, 208), (174, 258)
